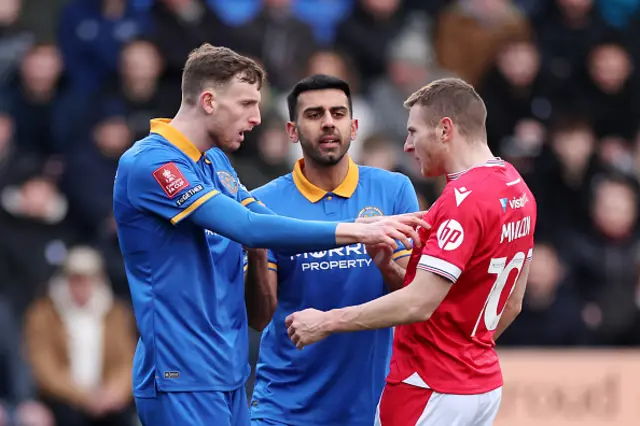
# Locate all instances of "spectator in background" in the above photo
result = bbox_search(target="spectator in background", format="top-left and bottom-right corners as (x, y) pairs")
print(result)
(232, 113), (293, 190)
(62, 100), (133, 239)
(239, 0), (317, 92)
(480, 38), (553, 154)
(498, 242), (592, 346)
(17, 0), (68, 44)
(58, 0), (148, 92)
(335, 0), (409, 88)
(0, 0), (33, 88)
(369, 22), (449, 147)
(436, 0), (531, 87)
(359, 133), (400, 172)
(534, 0), (614, 108)
(0, 164), (78, 316)
(24, 246), (136, 426)
(0, 296), (55, 426)
(527, 114), (600, 238)
(150, 0), (240, 85)
(2, 43), (66, 156)
(583, 41), (638, 139)
(102, 38), (179, 142)
(566, 174), (640, 346)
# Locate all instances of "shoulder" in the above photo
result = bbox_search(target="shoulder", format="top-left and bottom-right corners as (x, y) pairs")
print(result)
(357, 166), (413, 190)
(205, 148), (234, 169)
(252, 173), (294, 200)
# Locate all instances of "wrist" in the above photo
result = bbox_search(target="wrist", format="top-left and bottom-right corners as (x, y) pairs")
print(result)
(335, 223), (362, 245)
(322, 309), (342, 334)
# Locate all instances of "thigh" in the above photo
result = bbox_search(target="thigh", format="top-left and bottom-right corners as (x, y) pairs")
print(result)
(376, 382), (435, 426)
(472, 387), (502, 426)
(43, 399), (89, 426)
(136, 392), (232, 426)
(230, 387), (251, 426)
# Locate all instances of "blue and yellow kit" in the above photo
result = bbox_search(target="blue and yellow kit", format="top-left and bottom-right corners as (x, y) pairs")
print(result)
(249, 158), (419, 426)
(114, 119), (260, 400)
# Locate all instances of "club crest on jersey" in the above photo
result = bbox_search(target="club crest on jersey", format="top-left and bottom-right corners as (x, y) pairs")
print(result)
(217, 171), (238, 194)
(358, 206), (383, 218)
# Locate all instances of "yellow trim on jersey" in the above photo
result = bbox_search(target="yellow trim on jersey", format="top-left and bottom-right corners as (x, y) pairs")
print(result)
(392, 249), (412, 260)
(150, 119), (202, 162)
(241, 197), (257, 207)
(242, 262), (278, 272)
(170, 190), (219, 224)
(292, 157), (359, 203)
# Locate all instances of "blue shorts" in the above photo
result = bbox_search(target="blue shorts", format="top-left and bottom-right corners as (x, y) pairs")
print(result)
(136, 388), (249, 426)
(251, 419), (289, 426)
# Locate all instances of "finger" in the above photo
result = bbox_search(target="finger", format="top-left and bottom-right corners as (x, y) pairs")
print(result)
(387, 229), (411, 250)
(394, 223), (420, 246)
(401, 215), (430, 230)
(297, 340), (304, 350)
(285, 315), (293, 327)
(288, 325), (296, 338)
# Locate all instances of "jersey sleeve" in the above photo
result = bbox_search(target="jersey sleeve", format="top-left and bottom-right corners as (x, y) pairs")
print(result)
(417, 191), (483, 283)
(128, 153), (219, 225)
(392, 176), (421, 261)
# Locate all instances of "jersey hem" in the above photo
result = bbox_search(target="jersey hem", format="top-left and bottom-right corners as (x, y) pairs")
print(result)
(386, 377), (503, 395)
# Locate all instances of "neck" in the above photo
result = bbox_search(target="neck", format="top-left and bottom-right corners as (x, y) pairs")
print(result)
(445, 140), (495, 175)
(170, 107), (212, 153)
(302, 155), (350, 192)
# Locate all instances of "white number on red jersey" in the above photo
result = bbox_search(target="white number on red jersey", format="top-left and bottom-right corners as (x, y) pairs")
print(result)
(471, 251), (526, 337)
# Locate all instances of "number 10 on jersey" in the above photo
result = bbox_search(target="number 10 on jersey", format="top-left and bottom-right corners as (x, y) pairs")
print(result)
(471, 251), (527, 337)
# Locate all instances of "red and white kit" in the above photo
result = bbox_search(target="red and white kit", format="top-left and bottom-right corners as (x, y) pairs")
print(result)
(376, 158), (537, 426)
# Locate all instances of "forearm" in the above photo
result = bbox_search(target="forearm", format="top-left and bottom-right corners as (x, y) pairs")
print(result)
(245, 250), (277, 331)
(190, 195), (349, 250)
(380, 260), (407, 292)
(325, 286), (428, 333)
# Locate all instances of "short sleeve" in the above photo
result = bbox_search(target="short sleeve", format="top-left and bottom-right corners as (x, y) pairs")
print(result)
(417, 191), (482, 283)
(392, 176), (421, 261)
(238, 180), (264, 208)
(128, 153), (219, 225)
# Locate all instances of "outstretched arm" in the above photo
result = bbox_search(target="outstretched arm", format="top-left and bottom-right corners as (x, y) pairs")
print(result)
(189, 194), (424, 251)
(285, 269), (452, 349)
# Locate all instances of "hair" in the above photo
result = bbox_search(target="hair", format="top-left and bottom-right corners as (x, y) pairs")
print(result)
(404, 78), (487, 139)
(286, 74), (353, 121)
(181, 43), (266, 105)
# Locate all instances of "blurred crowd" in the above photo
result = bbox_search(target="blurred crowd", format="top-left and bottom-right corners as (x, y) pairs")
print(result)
(1, 0), (640, 425)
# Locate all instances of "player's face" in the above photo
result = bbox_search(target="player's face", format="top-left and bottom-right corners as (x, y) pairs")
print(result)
(287, 89), (357, 167)
(404, 106), (447, 177)
(204, 77), (262, 151)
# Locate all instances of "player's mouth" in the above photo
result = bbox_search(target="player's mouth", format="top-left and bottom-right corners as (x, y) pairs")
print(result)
(319, 135), (340, 148)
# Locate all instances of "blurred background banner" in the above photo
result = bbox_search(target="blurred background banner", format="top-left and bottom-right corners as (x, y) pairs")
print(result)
(495, 350), (640, 426)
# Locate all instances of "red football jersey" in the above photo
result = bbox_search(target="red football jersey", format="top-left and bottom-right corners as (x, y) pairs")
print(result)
(387, 158), (537, 395)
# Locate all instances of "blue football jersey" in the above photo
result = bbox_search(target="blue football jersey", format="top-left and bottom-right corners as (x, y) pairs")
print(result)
(114, 119), (254, 397)
(249, 158), (419, 426)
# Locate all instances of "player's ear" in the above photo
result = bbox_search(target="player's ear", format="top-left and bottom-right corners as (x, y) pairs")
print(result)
(440, 117), (454, 143)
(285, 121), (299, 144)
(350, 118), (359, 141)
(200, 90), (215, 114)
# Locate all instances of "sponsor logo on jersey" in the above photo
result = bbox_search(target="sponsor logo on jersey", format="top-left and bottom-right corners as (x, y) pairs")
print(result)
(358, 206), (383, 217)
(436, 219), (464, 251)
(454, 187), (472, 206)
(217, 171), (238, 194)
(501, 216), (531, 243)
(152, 162), (190, 198)
(292, 244), (373, 271)
(499, 198), (507, 212)
(499, 193), (528, 212)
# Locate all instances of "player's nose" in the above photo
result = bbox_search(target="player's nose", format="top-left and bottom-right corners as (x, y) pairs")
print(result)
(403, 139), (414, 153)
(321, 112), (335, 129)
(249, 109), (261, 127)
